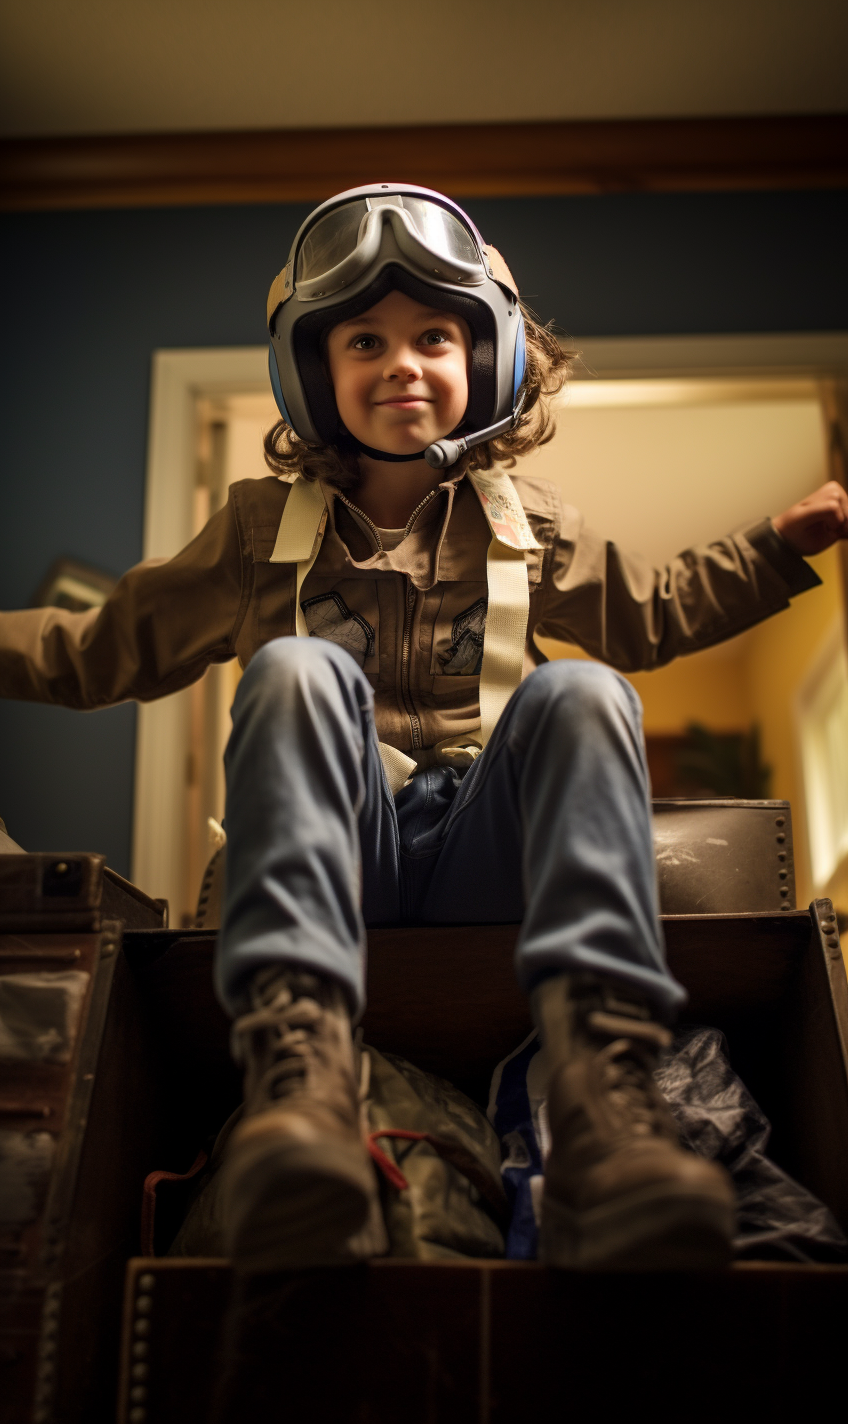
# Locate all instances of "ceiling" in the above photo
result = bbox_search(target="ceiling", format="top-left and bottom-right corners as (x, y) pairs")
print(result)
(1, 0), (847, 139)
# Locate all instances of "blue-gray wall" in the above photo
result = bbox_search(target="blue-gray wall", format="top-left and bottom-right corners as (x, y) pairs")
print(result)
(1, 189), (847, 873)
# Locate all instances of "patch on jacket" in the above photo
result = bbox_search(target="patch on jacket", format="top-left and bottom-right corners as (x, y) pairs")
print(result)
(301, 592), (375, 668)
(440, 598), (487, 676)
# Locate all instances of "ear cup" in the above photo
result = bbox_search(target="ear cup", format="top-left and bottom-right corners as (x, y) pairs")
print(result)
(268, 344), (292, 425)
(513, 316), (527, 403)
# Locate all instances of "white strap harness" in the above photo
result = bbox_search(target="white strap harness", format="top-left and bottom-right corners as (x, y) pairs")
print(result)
(270, 472), (539, 794)
(270, 476), (329, 635)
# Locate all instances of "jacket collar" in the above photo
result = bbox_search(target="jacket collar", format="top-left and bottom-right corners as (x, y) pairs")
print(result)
(321, 473), (485, 590)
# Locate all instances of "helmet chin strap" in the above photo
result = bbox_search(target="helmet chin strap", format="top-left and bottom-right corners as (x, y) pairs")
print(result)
(343, 434), (430, 463)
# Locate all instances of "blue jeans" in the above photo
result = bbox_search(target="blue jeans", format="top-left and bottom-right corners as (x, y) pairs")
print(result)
(216, 638), (684, 1021)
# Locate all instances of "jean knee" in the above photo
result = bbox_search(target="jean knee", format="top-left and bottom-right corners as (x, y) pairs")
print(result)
(237, 636), (360, 709)
(520, 658), (642, 732)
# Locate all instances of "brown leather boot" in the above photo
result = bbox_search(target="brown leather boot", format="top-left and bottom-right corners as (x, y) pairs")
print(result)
(532, 973), (735, 1270)
(221, 967), (382, 1272)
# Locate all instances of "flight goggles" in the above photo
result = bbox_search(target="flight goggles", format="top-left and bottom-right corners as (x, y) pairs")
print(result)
(277, 193), (490, 310)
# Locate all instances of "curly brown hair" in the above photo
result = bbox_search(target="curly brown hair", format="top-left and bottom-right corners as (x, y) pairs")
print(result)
(262, 303), (572, 492)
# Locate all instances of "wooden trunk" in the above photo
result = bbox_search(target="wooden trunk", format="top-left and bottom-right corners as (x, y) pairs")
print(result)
(2, 807), (847, 1423)
(115, 903), (848, 1424)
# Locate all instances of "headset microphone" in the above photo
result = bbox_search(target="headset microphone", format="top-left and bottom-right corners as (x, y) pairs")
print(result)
(424, 391), (527, 469)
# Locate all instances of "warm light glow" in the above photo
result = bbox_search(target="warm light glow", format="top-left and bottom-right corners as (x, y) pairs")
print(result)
(797, 628), (848, 890)
(563, 377), (821, 408)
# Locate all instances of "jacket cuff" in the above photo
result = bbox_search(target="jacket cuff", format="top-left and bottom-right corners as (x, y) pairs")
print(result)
(743, 518), (822, 596)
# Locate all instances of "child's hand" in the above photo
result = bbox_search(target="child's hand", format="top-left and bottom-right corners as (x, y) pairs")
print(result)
(773, 481), (848, 556)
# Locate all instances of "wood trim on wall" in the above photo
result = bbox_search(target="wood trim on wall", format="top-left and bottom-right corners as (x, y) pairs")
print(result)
(2, 114), (847, 212)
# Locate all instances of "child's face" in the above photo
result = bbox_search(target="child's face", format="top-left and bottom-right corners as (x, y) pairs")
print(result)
(325, 290), (471, 459)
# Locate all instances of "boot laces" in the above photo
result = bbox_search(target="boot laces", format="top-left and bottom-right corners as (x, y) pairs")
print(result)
(232, 970), (326, 1099)
(597, 1038), (665, 1136)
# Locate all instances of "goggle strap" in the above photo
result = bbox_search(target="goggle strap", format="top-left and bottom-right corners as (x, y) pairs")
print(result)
(267, 262), (293, 326)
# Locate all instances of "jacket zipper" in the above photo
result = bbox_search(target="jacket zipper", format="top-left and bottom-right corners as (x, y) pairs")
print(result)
(401, 576), (423, 748)
(398, 490), (440, 749)
(337, 485), (440, 549)
(402, 486), (442, 747)
(336, 493), (385, 551)
(401, 487), (440, 537)
(338, 487), (440, 750)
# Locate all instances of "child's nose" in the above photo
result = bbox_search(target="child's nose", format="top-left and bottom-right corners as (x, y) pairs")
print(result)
(383, 345), (422, 382)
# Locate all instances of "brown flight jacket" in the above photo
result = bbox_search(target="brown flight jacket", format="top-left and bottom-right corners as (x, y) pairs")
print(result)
(0, 472), (820, 754)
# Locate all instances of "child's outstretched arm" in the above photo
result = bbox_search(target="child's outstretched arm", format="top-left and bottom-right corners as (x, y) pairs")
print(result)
(0, 485), (249, 709)
(772, 480), (848, 556)
(531, 485), (823, 674)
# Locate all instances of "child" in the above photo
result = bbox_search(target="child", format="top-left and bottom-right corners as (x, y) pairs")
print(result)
(2, 184), (846, 1273)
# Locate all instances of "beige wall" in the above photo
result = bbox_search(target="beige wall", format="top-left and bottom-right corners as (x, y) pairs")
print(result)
(742, 546), (843, 906)
(626, 647), (750, 734)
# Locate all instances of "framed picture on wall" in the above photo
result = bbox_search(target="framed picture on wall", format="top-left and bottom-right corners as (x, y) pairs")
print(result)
(31, 557), (117, 614)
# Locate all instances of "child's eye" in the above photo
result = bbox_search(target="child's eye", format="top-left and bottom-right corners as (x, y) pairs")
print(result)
(352, 334), (379, 350)
(422, 331), (448, 346)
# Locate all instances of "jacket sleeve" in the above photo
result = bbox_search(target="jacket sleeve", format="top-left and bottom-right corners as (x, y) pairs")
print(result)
(534, 498), (822, 672)
(0, 491), (249, 708)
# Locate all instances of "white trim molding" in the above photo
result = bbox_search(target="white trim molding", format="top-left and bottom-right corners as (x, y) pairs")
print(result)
(131, 348), (267, 915)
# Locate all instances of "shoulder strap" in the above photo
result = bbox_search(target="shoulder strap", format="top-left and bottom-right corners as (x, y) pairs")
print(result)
(469, 470), (538, 746)
(269, 476), (327, 636)
(478, 535), (530, 746)
(468, 470), (542, 554)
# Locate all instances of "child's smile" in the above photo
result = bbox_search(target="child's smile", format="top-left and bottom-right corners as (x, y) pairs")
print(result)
(325, 289), (471, 457)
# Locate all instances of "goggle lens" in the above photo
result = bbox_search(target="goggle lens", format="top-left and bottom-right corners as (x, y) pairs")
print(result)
(295, 195), (482, 290)
(401, 197), (481, 267)
(296, 200), (370, 285)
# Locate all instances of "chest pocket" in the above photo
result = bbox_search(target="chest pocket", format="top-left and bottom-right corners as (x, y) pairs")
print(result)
(439, 598), (488, 676)
(301, 591), (375, 670)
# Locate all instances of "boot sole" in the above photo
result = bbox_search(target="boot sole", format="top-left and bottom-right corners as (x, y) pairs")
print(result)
(540, 1182), (735, 1271)
(222, 1131), (377, 1273)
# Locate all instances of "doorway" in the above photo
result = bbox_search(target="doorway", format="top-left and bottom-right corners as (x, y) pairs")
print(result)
(133, 336), (848, 931)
